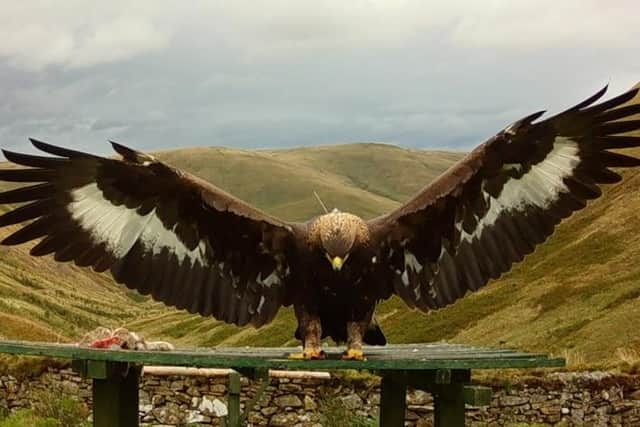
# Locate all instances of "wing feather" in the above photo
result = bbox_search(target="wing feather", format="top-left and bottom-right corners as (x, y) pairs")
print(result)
(0, 140), (301, 327)
(370, 85), (640, 310)
(0, 184), (55, 203)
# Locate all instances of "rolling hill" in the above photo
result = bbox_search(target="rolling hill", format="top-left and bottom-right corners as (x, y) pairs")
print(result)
(0, 143), (463, 345)
(1, 91), (639, 366)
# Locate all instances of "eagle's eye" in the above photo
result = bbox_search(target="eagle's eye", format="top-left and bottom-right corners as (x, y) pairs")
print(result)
(325, 253), (349, 271)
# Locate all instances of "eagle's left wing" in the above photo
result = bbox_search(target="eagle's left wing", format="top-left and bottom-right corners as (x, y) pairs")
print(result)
(0, 140), (302, 327)
(368, 85), (640, 311)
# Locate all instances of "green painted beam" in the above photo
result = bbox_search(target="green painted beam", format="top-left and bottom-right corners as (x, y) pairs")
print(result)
(380, 375), (407, 426)
(0, 340), (566, 370)
(226, 371), (241, 427)
(92, 363), (141, 427)
(376, 369), (471, 388)
(239, 370), (269, 425)
(433, 383), (465, 427)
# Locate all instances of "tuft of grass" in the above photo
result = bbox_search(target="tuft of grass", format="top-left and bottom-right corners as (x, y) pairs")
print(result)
(318, 393), (377, 427)
(560, 349), (588, 371)
(615, 347), (640, 365)
(0, 389), (90, 427)
(0, 409), (59, 427)
(30, 390), (90, 427)
(0, 393), (90, 427)
(614, 347), (640, 374)
(0, 405), (8, 420)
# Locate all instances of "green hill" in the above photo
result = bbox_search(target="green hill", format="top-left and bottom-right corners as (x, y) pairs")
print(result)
(0, 143), (462, 344)
(1, 122), (639, 366)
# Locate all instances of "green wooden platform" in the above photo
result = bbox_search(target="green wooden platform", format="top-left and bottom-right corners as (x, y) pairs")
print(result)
(0, 340), (565, 426)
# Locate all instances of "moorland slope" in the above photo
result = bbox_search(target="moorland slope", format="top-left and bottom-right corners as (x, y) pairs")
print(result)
(1, 89), (639, 365)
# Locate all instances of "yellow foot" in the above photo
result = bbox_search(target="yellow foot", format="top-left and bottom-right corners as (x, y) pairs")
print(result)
(288, 348), (326, 360)
(342, 348), (366, 361)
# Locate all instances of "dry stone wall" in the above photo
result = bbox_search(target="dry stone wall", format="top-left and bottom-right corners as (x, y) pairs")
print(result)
(1, 368), (640, 426)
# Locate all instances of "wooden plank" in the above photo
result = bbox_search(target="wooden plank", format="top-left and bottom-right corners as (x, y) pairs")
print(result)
(0, 340), (566, 370)
(379, 375), (406, 427)
(71, 359), (124, 380)
(185, 345), (548, 358)
(0, 340), (547, 357)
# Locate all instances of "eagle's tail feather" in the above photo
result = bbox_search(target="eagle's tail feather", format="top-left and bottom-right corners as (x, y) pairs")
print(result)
(363, 317), (386, 346)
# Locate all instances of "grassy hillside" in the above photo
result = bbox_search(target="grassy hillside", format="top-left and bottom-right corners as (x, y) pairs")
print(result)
(0, 143), (462, 345)
(1, 113), (639, 366)
(156, 143), (462, 221)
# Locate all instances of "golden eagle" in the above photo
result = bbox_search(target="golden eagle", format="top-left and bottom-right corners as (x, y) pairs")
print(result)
(1, 86), (639, 360)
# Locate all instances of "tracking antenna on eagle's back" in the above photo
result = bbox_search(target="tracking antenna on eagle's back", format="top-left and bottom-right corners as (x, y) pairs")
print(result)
(313, 190), (329, 214)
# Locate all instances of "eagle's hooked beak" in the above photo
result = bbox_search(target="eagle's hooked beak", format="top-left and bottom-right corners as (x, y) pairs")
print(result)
(326, 253), (349, 271)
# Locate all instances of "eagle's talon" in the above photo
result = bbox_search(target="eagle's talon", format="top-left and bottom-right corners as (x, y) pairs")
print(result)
(304, 349), (326, 360)
(288, 349), (326, 360)
(342, 348), (366, 361)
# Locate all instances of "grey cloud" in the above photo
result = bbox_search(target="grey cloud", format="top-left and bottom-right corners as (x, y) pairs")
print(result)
(90, 119), (130, 132)
(0, 1), (639, 156)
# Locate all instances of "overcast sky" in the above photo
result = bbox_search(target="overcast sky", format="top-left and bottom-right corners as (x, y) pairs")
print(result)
(1, 1), (639, 154)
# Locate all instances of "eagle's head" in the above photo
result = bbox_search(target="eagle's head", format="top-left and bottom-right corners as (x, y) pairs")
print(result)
(311, 209), (369, 271)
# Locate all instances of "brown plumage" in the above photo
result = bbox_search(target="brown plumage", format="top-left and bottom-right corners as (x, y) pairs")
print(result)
(1, 85), (640, 360)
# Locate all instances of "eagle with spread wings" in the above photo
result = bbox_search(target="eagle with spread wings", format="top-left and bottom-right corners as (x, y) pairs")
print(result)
(1, 86), (639, 360)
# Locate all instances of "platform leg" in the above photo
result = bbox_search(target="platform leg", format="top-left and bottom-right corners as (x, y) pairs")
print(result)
(92, 364), (140, 427)
(433, 383), (465, 427)
(240, 369), (269, 425)
(223, 371), (241, 427)
(379, 375), (406, 427)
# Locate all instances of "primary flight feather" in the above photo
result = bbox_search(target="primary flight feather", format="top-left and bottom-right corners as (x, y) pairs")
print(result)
(1, 85), (639, 360)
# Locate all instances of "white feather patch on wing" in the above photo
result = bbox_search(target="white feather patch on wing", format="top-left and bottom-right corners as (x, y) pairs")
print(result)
(256, 295), (266, 314)
(68, 183), (207, 264)
(401, 270), (409, 286)
(257, 270), (281, 287)
(461, 137), (579, 243)
(403, 249), (424, 274)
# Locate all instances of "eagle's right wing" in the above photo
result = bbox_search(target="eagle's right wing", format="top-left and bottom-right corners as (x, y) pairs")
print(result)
(368, 85), (640, 310)
(0, 140), (302, 327)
